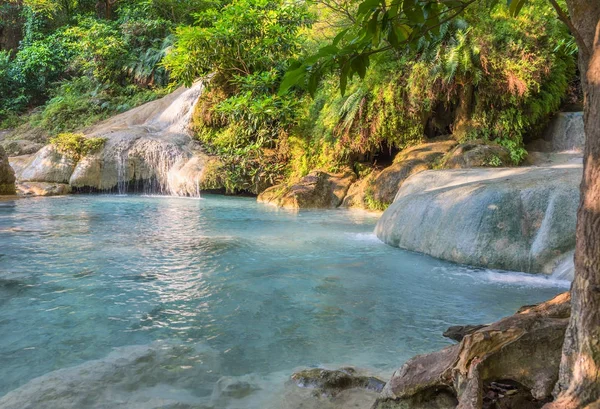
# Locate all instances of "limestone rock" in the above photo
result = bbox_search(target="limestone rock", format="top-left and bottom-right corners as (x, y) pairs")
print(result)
(373, 293), (570, 409)
(376, 164), (580, 274)
(1, 139), (44, 156)
(441, 140), (511, 168)
(16, 181), (72, 196)
(12, 145), (75, 184)
(11, 83), (221, 196)
(258, 169), (356, 209)
(290, 367), (386, 397)
(368, 139), (457, 206)
(0, 145), (15, 195)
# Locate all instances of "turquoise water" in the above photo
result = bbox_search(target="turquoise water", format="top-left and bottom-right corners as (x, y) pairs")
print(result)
(0, 195), (568, 408)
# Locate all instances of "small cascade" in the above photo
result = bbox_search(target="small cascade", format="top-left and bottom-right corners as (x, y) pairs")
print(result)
(146, 82), (205, 135)
(116, 146), (129, 195)
(551, 252), (575, 281)
(138, 141), (187, 195)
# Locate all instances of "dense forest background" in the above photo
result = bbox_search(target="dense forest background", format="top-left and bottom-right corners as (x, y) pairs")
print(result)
(0, 0), (580, 196)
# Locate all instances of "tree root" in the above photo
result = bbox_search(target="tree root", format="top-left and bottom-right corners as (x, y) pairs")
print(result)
(373, 292), (571, 409)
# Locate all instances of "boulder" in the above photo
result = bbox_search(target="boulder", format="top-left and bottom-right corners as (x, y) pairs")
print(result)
(258, 169), (356, 209)
(365, 139), (457, 207)
(0, 145), (15, 195)
(290, 367), (386, 397)
(441, 140), (511, 168)
(340, 170), (380, 209)
(376, 164), (580, 274)
(373, 293), (570, 409)
(11, 145), (75, 184)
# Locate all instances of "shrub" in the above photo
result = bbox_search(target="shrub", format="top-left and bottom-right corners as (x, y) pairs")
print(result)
(50, 132), (106, 161)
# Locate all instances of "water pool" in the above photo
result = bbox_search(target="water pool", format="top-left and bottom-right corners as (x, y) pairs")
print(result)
(0, 195), (569, 408)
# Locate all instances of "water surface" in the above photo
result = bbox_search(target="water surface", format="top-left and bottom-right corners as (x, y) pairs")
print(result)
(0, 195), (568, 407)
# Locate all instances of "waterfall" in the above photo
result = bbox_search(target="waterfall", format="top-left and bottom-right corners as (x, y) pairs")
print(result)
(85, 81), (207, 196)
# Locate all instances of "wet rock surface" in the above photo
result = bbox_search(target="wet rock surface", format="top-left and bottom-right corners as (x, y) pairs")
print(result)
(377, 164), (580, 274)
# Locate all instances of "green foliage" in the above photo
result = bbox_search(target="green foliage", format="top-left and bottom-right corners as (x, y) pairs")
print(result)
(163, 0), (312, 86)
(0, 4), (176, 126)
(166, 0), (312, 193)
(289, 0), (574, 169)
(50, 132), (107, 161)
(364, 185), (388, 211)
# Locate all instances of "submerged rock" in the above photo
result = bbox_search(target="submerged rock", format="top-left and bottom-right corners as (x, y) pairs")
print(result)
(0, 341), (221, 409)
(373, 293), (570, 409)
(0, 145), (15, 195)
(290, 367), (386, 397)
(376, 164), (580, 274)
(258, 169), (356, 209)
(16, 181), (72, 196)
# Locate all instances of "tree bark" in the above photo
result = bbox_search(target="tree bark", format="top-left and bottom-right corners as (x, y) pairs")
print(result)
(544, 1), (600, 408)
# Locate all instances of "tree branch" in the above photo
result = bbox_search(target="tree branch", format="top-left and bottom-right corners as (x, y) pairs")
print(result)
(548, 0), (590, 59)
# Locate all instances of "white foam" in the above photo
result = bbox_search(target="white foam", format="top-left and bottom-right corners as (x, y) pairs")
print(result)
(346, 232), (382, 243)
(478, 270), (570, 288)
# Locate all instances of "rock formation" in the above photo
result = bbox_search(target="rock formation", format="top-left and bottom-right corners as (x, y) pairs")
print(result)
(373, 292), (570, 409)
(258, 168), (356, 209)
(376, 164), (580, 274)
(0, 341), (221, 409)
(543, 112), (584, 152)
(342, 139), (457, 209)
(441, 140), (511, 169)
(10, 82), (222, 196)
(0, 145), (16, 195)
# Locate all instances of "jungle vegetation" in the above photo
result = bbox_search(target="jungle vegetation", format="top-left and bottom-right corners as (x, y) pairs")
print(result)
(0, 0), (579, 193)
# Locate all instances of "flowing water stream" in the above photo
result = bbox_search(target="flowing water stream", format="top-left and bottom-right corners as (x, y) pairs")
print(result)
(0, 195), (569, 408)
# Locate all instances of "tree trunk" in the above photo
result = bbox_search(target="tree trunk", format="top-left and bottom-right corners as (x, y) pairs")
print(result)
(544, 1), (600, 408)
(452, 82), (474, 139)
